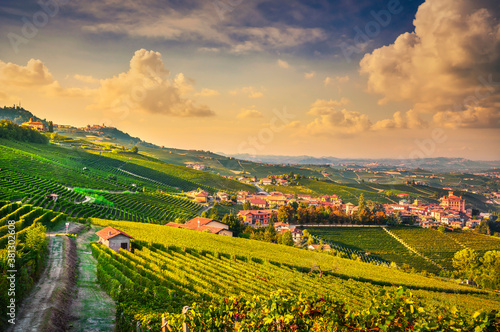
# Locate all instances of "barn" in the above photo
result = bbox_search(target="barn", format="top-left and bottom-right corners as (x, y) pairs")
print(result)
(96, 226), (134, 252)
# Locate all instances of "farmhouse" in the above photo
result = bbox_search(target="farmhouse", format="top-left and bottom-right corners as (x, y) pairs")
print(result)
(260, 178), (273, 186)
(21, 117), (47, 131)
(96, 226), (134, 253)
(165, 217), (233, 236)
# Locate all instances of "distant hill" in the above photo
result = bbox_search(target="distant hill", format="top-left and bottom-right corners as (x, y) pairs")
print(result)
(229, 154), (500, 173)
(0, 106), (48, 125)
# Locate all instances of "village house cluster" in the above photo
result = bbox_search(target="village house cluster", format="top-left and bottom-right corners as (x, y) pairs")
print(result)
(383, 191), (486, 229)
(236, 191), (343, 209)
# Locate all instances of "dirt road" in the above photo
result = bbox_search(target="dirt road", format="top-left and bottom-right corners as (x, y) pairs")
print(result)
(7, 235), (65, 332)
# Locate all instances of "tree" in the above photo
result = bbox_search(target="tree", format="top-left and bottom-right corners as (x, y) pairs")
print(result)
(358, 193), (366, 214)
(478, 250), (500, 289)
(282, 231), (294, 246)
(201, 211), (209, 218)
(242, 202), (252, 210)
(48, 121), (53, 133)
(277, 205), (293, 223)
(453, 248), (481, 281)
(209, 207), (220, 221)
(131, 146), (139, 153)
(264, 224), (277, 242)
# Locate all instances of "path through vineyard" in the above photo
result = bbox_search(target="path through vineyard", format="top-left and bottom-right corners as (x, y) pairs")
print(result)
(69, 226), (115, 332)
(7, 230), (66, 331)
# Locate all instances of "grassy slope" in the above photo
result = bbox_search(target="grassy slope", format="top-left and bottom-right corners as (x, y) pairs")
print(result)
(90, 219), (500, 313)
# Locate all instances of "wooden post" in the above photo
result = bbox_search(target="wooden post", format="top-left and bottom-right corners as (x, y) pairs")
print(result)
(161, 317), (168, 332)
(182, 306), (191, 332)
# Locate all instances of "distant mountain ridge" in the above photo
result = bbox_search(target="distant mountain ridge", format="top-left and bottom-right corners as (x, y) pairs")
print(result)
(227, 154), (500, 173)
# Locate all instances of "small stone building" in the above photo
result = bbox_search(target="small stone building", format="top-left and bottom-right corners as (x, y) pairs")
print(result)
(96, 226), (134, 252)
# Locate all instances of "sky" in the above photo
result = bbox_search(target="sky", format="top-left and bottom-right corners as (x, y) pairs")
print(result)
(0, 0), (499, 160)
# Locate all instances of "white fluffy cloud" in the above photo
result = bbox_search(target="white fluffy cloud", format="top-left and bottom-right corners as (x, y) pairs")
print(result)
(305, 98), (372, 136)
(360, 0), (500, 128)
(91, 49), (214, 117)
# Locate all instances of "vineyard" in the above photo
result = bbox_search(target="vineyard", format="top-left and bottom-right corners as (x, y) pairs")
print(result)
(307, 227), (441, 274)
(0, 202), (65, 327)
(0, 165), (201, 223)
(89, 220), (500, 331)
(388, 227), (467, 270)
(100, 151), (256, 194)
(263, 178), (392, 205)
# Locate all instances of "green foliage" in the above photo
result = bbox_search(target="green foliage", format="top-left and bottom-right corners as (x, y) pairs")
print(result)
(0, 120), (48, 144)
(164, 288), (500, 331)
(282, 230), (293, 246)
(130, 146), (138, 153)
(0, 205), (50, 327)
(454, 249), (500, 289)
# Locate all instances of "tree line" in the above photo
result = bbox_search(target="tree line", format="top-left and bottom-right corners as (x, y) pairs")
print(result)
(0, 120), (48, 144)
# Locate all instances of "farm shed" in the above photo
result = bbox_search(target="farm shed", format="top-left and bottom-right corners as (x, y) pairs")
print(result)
(96, 226), (134, 252)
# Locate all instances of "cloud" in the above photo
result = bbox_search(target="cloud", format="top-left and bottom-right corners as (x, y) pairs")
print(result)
(304, 71), (315, 79)
(197, 47), (220, 53)
(72, 1), (327, 54)
(324, 75), (349, 86)
(277, 59), (290, 69)
(0, 59), (54, 87)
(74, 74), (99, 84)
(230, 86), (264, 99)
(230, 26), (327, 53)
(237, 109), (263, 119)
(0, 58), (91, 98)
(305, 98), (372, 136)
(91, 49), (214, 117)
(173, 73), (195, 96)
(195, 88), (220, 97)
(360, 0), (500, 128)
(372, 110), (425, 130)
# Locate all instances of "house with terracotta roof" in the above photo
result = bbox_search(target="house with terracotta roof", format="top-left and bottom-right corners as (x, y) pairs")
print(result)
(21, 117), (47, 131)
(237, 209), (278, 225)
(249, 198), (267, 208)
(277, 179), (289, 186)
(260, 178), (273, 186)
(96, 226), (134, 252)
(266, 196), (288, 208)
(165, 217), (233, 236)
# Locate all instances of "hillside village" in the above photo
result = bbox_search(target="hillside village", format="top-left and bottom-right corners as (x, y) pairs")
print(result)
(185, 185), (495, 232)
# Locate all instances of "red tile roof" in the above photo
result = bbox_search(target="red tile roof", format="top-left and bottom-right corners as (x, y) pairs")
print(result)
(96, 226), (134, 240)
